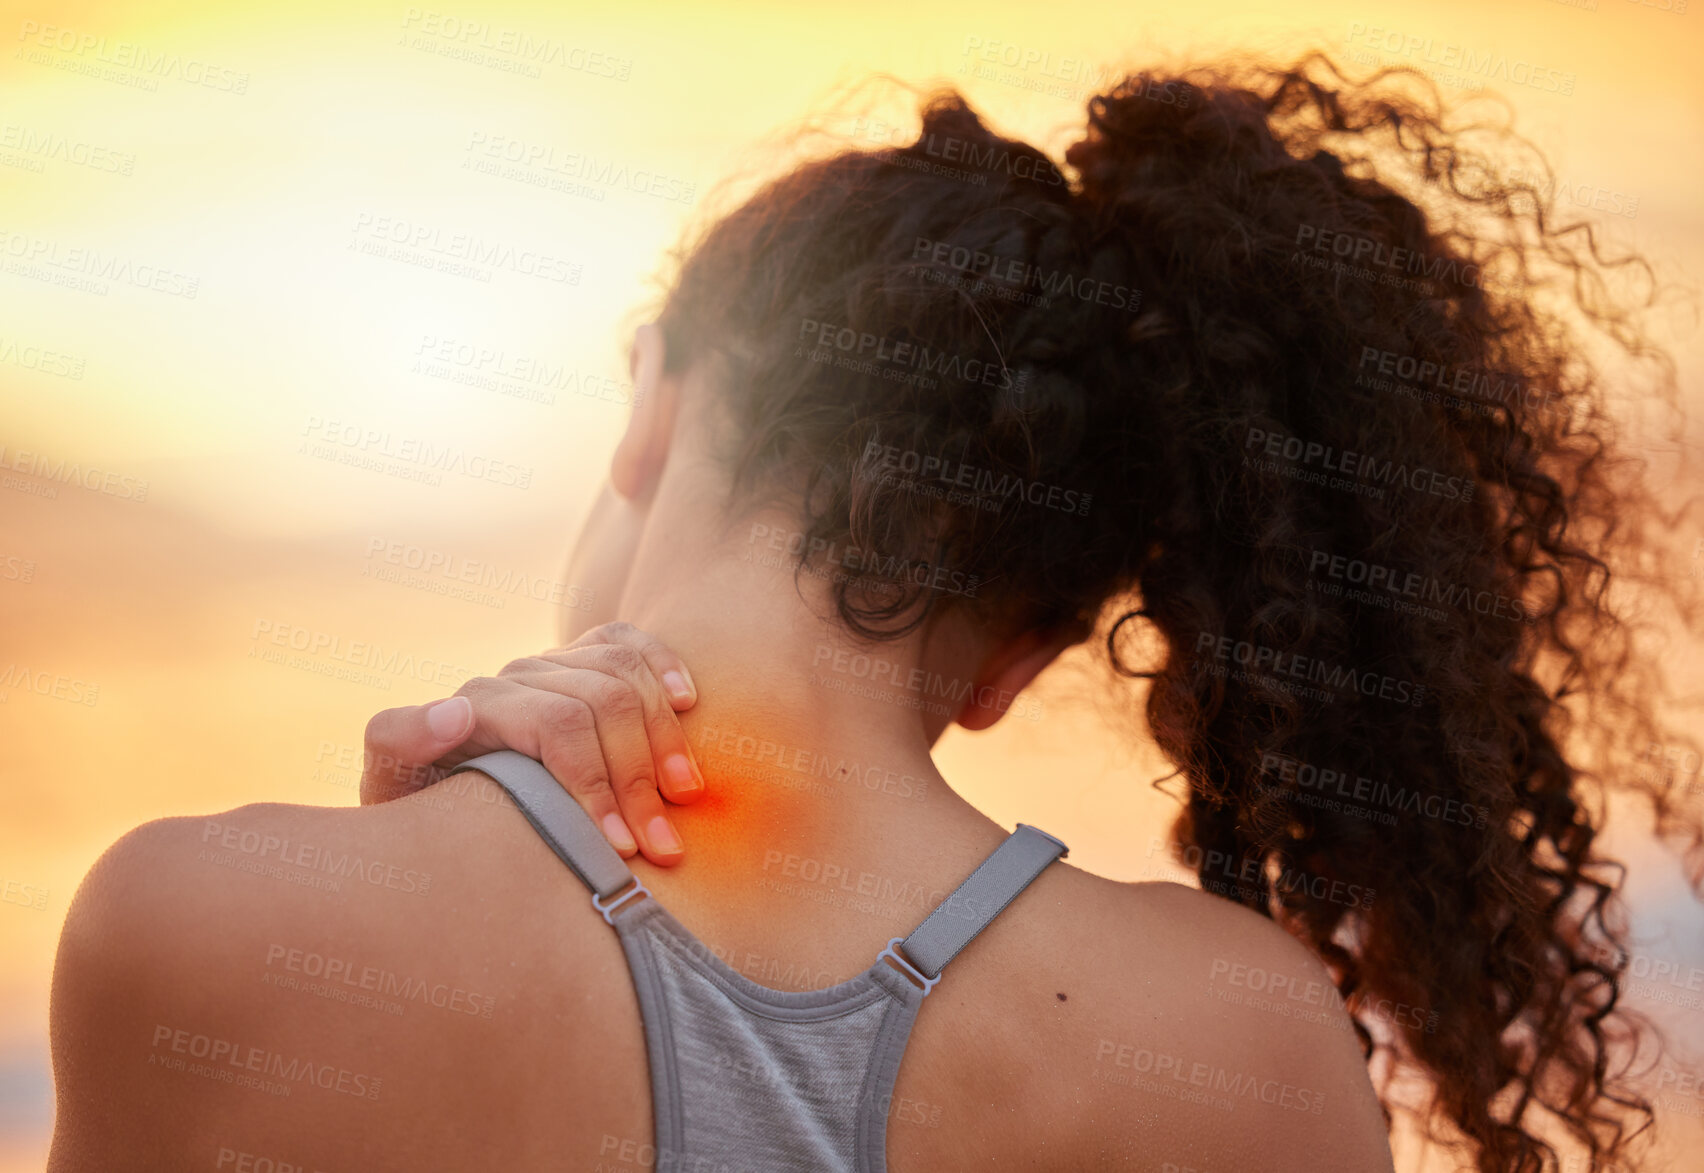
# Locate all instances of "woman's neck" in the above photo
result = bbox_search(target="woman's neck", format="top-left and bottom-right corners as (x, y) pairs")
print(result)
(614, 508), (1002, 879)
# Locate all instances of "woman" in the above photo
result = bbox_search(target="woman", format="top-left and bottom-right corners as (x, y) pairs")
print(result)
(48, 53), (1700, 1172)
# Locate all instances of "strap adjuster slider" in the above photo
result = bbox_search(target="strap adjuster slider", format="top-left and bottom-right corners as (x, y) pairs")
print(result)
(592, 878), (650, 925)
(877, 937), (940, 996)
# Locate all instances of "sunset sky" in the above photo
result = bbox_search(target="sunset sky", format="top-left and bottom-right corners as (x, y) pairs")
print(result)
(3, 0), (1703, 1168)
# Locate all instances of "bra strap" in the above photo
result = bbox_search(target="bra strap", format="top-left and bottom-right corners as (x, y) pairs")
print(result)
(892, 824), (1067, 986)
(445, 751), (642, 915)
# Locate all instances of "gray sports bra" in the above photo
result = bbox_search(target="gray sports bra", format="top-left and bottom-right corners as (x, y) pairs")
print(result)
(447, 751), (1067, 1173)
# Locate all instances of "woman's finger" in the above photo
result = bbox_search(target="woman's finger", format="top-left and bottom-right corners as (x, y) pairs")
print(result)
(526, 693), (652, 861)
(359, 696), (475, 805)
(449, 673), (682, 864)
(496, 662), (690, 865)
(436, 676), (638, 856)
(564, 621), (698, 710)
(509, 642), (706, 805)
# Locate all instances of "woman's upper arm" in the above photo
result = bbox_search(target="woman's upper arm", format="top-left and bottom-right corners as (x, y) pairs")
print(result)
(48, 816), (207, 1169)
(47, 808), (347, 1170)
(1116, 883), (1397, 1173)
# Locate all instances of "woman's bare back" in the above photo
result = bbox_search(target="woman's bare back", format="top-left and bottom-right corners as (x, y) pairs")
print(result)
(49, 766), (1391, 1172)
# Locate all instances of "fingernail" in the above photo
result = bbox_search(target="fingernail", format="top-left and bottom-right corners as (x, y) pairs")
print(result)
(662, 669), (695, 703)
(426, 696), (473, 740)
(601, 812), (636, 853)
(647, 815), (682, 854)
(663, 753), (700, 794)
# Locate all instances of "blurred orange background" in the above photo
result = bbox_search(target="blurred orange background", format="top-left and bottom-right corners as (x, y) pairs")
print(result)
(3, 0), (1702, 1169)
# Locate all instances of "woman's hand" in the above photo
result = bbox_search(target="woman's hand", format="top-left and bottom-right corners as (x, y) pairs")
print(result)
(359, 622), (704, 865)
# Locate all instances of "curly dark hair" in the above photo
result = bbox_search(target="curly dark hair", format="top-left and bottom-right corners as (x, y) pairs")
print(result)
(651, 51), (1704, 1173)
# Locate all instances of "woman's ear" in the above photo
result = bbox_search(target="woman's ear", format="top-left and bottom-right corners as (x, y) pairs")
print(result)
(953, 624), (1083, 732)
(610, 322), (676, 502)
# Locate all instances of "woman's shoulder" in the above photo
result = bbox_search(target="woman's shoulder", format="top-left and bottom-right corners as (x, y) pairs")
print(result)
(1045, 866), (1355, 990)
(50, 771), (590, 1016)
(1034, 863), (1340, 976)
(47, 781), (638, 1170)
(52, 785), (512, 984)
(985, 867), (1397, 1171)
